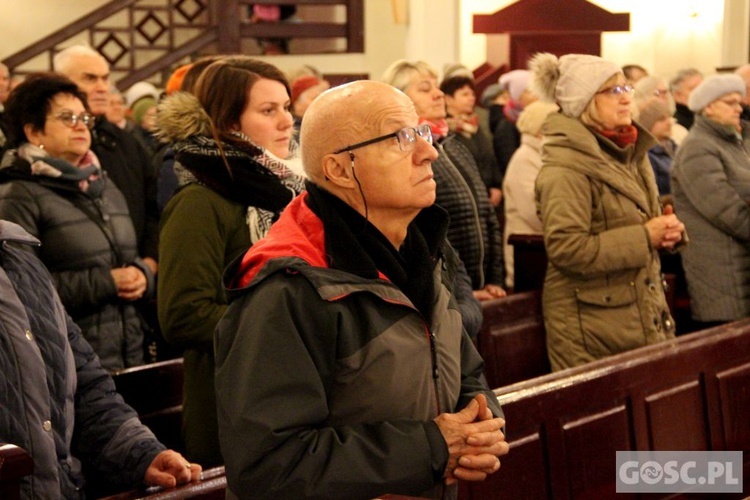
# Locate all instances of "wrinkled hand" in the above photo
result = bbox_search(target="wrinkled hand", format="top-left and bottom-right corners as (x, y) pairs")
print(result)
(473, 284), (507, 302)
(489, 188), (503, 207)
(110, 266), (147, 301)
(434, 394), (509, 485)
(144, 450), (202, 488)
(644, 204), (685, 250)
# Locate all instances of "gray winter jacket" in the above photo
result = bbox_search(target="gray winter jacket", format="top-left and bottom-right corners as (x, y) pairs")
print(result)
(672, 115), (750, 321)
(215, 191), (502, 499)
(0, 220), (165, 499)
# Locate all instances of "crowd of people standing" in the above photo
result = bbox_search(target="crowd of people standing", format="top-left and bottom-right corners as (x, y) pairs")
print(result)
(1, 43), (749, 498)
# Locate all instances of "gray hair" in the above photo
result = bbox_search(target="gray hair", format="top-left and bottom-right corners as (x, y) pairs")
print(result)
(53, 45), (107, 75)
(634, 75), (676, 115)
(670, 68), (703, 93)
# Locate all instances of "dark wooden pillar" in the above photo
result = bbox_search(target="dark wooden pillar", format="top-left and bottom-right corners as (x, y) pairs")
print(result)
(215, 0), (241, 54)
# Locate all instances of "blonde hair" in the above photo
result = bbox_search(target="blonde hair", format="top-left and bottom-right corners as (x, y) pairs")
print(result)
(381, 60), (438, 92)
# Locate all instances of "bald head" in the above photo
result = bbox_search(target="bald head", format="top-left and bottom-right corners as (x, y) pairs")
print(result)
(300, 80), (416, 183)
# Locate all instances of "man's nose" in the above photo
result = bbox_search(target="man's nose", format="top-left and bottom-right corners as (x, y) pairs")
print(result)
(415, 136), (438, 161)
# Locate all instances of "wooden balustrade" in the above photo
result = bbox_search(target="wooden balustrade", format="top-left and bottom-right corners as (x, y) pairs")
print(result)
(2, 0), (364, 89)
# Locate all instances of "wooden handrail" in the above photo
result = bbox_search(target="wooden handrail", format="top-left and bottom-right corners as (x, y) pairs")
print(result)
(2, 0), (364, 88)
(2, 0), (138, 69)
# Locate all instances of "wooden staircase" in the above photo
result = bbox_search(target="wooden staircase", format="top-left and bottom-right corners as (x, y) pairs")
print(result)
(2, 0), (363, 89)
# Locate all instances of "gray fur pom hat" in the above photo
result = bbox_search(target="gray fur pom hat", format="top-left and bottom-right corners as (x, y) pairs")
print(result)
(688, 74), (746, 112)
(529, 52), (622, 118)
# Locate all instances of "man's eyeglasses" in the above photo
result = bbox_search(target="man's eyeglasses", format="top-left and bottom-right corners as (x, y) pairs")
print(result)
(52, 111), (95, 129)
(596, 85), (635, 97)
(332, 124), (433, 154)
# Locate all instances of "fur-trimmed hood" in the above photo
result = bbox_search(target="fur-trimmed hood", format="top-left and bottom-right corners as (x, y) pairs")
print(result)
(154, 91), (213, 143)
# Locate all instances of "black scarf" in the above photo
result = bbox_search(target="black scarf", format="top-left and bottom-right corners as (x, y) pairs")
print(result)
(174, 137), (298, 213)
(305, 182), (448, 319)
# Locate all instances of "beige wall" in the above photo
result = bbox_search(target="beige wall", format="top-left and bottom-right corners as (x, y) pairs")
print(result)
(0, 0), (108, 60)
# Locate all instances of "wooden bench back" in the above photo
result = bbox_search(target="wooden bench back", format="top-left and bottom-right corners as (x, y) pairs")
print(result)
(478, 291), (550, 388)
(0, 443), (33, 500)
(112, 358), (185, 453)
(463, 319), (750, 499)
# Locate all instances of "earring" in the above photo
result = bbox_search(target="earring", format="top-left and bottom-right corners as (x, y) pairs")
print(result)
(38, 144), (44, 150)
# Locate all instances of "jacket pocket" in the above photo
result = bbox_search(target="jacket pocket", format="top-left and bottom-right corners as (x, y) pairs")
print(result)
(575, 284), (644, 358)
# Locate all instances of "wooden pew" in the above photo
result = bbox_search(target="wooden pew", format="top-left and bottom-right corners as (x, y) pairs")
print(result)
(0, 444), (33, 500)
(111, 358), (185, 453)
(99, 466), (226, 500)
(507, 233), (546, 293)
(461, 320), (750, 499)
(478, 291), (550, 388)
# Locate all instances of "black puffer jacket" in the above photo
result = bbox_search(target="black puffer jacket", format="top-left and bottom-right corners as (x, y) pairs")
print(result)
(0, 154), (151, 370)
(91, 117), (160, 259)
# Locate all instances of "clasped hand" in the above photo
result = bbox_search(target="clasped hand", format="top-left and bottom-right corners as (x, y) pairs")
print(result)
(434, 393), (509, 485)
(111, 265), (147, 301)
(644, 205), (685, 250)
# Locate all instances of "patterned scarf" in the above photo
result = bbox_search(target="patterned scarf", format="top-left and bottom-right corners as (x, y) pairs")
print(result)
(446, 113), (479, 139)
(173, 132), (306, 243)
(418, 117), (450, 141)
(15, 143), (104, 198)
(503, 98), (523, 124)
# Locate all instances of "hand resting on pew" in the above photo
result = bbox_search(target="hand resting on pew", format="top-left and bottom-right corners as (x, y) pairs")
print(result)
(145, 449), (202, 488)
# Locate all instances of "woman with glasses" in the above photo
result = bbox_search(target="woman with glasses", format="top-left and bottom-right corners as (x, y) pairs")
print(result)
(671, 74), (750, 327)
(0, 73), (153, 371)
(156, 56), (305, 467)
(634, 75), (688, 145)
(530, 54), (685, 371)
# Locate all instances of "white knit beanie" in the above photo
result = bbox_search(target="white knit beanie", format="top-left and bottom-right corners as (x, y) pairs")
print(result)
(499, 70), (531, 102)
(529, 53), (622, 118)
(688, 74), (746, 112)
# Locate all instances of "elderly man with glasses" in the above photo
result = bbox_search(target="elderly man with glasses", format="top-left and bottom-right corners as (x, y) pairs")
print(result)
(215, 80), (508, 499)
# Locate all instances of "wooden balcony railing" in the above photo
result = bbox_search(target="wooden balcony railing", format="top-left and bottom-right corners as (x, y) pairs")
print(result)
(2, 0), (364, 89)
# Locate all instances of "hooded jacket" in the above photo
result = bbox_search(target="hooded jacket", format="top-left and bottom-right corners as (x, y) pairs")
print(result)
(155, 91), (303, 466)
(672, 115), (750, 321)
(0, 220), (164, 499)
(215, 189), (502, 499)
(536, 113), (676, 371)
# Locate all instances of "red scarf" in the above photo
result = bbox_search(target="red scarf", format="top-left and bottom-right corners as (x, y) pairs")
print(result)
(596, 125), (638, 148)
(446, 113), (479, 139)
(419, 117), (450, 141)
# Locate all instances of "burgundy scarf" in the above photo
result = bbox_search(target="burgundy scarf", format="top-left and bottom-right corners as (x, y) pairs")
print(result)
(596, 125), (638, 148)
